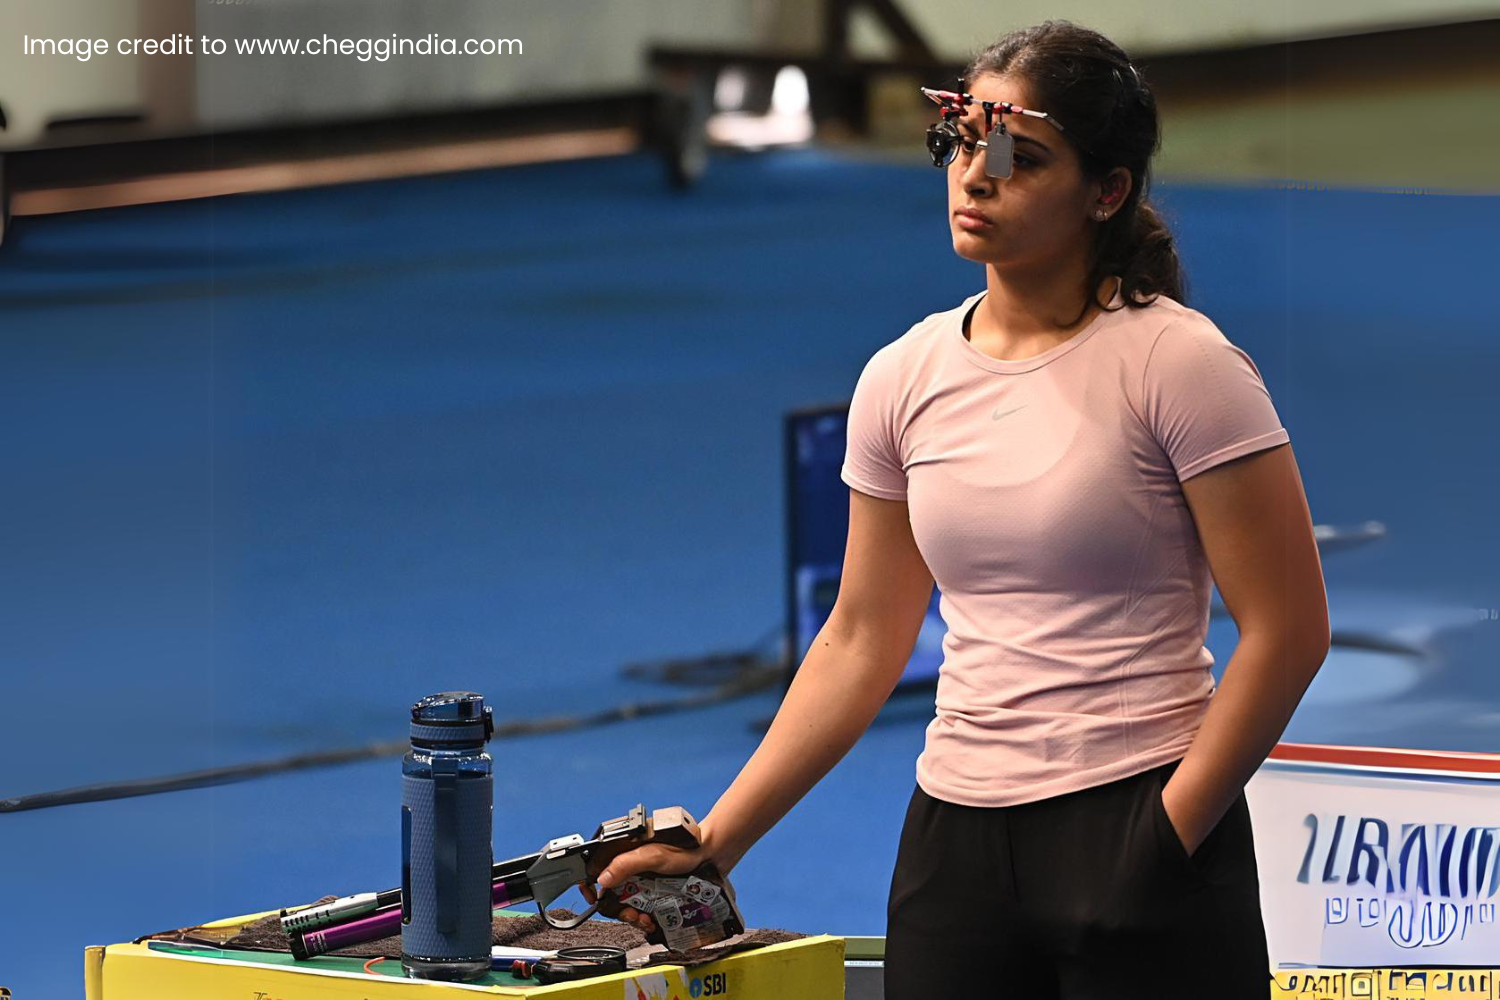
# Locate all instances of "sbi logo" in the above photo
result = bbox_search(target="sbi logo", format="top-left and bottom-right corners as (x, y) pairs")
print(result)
(690, 972), (728, 997)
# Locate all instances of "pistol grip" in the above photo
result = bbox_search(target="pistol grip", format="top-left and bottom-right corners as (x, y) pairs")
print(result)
(594, 889), (627, 920)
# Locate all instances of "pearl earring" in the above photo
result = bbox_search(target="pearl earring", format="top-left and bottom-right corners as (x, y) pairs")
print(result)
(1094, 209), (1108, 221)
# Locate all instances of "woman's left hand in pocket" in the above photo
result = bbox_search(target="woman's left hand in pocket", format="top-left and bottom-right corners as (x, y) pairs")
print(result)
(1160, 780), (1207, 858)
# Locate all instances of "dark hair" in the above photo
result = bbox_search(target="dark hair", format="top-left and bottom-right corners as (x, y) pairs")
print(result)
(963, 19), (1187, 327)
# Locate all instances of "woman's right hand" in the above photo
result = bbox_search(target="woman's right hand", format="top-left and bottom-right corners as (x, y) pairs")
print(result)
(582, 838), (727, 934)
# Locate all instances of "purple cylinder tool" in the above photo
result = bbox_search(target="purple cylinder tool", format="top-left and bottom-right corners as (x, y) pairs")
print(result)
(294, 877), (527, 959)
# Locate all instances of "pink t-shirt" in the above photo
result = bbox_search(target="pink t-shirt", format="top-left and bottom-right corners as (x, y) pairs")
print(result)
(840, 285), (1291, 807)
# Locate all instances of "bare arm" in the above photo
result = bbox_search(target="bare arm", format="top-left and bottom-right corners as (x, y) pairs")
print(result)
(704, 486), (935, 869)
(594, 487), (933, 899)
(1163, 443), (1331, 855)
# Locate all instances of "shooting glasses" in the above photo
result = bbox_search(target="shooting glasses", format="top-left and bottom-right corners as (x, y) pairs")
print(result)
(920, 86), (1073, 180)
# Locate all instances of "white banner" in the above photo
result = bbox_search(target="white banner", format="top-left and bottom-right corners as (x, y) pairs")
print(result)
(1250, 748), (1500, 967)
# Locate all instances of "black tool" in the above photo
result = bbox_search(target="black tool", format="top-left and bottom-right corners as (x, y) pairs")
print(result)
(511, 945), (629, 984)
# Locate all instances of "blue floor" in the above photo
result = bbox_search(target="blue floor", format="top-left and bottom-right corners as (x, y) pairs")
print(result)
(0, 148), (1495, 996)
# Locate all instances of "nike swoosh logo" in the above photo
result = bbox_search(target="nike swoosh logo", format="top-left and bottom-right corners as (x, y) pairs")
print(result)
(991, 404), (1028, 421)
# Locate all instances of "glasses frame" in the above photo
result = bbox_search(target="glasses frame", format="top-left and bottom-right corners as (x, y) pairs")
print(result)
(919, 86), (1074, 180)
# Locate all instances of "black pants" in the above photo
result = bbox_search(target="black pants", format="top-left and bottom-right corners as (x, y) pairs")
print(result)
(885, 758), (1271, 999)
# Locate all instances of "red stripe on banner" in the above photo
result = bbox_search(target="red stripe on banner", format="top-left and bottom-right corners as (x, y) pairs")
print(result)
(1270, 742), (1500, 774)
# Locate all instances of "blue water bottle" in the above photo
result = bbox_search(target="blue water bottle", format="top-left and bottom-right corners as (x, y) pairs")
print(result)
(401, 691), (495, 981)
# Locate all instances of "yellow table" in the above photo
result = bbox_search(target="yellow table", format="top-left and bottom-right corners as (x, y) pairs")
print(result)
(85, 908), (846, 1000)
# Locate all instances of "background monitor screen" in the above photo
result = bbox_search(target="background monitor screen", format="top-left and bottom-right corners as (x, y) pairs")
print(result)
(784, 403), (945, 691)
